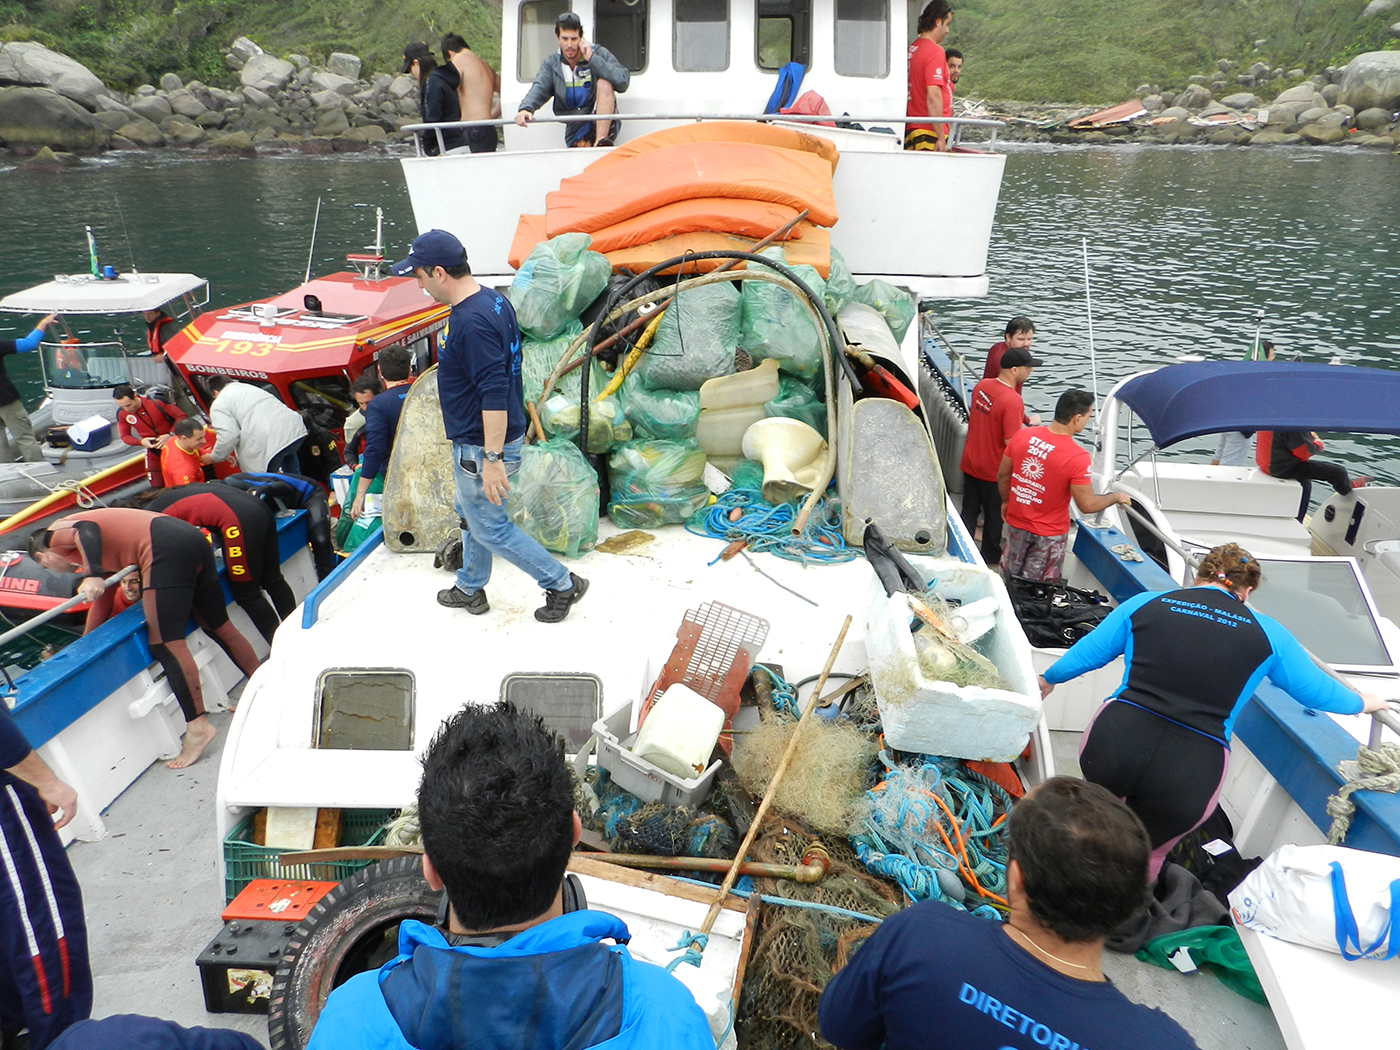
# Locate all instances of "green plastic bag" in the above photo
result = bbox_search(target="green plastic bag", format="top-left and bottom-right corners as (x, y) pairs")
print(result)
(539, 392), (632, 453)
(1136, 926), (1266, 1004)
(521, 321), (584, 405)
(509, 233), (611, 341)
(823, 246), (857, 318)
(765, 376), (827, 438)
(855, 278), (916, 343)
(607, 439), (710, 529)
(740, 247), (827, 379)
(637, 281), (740, 391)
(624, 384), (700, 440)
(510, 438), (599, 557)
(334, 466), (382, 554)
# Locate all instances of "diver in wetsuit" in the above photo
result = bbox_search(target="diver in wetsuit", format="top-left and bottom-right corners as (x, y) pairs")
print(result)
(1038, 542), (1387, 882)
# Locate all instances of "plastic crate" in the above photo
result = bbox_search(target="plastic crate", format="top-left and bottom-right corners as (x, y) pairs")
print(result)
(223, 809), (393, 902)
(583, 701), (721, 808)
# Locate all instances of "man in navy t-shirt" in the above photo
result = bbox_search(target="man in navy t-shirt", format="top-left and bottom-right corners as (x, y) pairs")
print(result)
(391, 230), (588, 623)
(819, 778), (1200, 1050)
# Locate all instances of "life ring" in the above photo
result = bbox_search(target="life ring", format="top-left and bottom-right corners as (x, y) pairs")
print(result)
(268, 856), (440, 1050)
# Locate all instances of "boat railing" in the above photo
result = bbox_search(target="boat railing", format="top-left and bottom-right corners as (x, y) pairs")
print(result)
(1373, 704), (1400, 747)
(0, 564), (137, 703)
(300, 525), (383, 629)
(402, 112), (1007, 157)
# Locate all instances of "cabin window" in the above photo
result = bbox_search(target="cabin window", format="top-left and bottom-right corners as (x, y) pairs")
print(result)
(757, 0), (811, 70)
(405, 335), (432, 375)
(596, 0), (649, 73)
(835, 0), (889, 77)
(674, 0), (729, 72)
(315, 669), (416, 750)
(186, 373), (282, 409)
(499, 673), (603, 752)
(518, 0), (571, 81)
(290, 374), (352, 433)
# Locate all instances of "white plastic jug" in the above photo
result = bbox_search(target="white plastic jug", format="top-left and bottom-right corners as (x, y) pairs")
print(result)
(695, 404), (767, 458)
(631, 684), (725, 780)
(699, 358), (780, 411)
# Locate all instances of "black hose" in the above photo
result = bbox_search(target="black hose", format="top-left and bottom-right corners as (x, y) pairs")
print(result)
(576, 250), (863, 459)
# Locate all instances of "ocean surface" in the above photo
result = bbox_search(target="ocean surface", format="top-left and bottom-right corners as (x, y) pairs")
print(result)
(2, 143), (1398, 475)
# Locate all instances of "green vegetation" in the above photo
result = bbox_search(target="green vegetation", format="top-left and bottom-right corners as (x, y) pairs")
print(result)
(949, 0), (1399, 103)
(0, 0), (1395, 101)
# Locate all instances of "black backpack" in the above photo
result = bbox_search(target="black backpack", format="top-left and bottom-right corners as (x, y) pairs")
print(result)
(1005, 575), (1113, 648)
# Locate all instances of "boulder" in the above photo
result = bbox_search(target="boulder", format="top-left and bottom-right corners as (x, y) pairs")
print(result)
(277, 132), (305, 145)
(327, 53), (362, 81)
(1274, 83), (1327, 107)
(109, 134), (139, 150)
(288, 54), (311, 72)
(370, 72), (392, 92)
(1189, 74), (1208, 85)
(1356, 106), (1392, 130)
(164, 117), (207, 147)
(208, 130), (256, 154)
(343, 124), (387, 143)
(1236, 74), (1256, 88)
(1217, 59), (1236, 73)
(1392, 22), (1400, 39)
(1299, 106), (1330, 123)
(241, 86), (275, 109)
(1362, 0), (1396, 15)
(130, 95), (172, 122)
(0, 86), (108, 149)
(1200, 101), (1233, 116)
(1321, 84), (1342, 105)
(1298, 123), (1346, 144)
(159, 72), (183, 92)
(310, 71), (358, 96)
(1266, 102), (1311, 124)
(95, 95), (136, 117)
(134, 84), (157, 97)
(298, 137), (335, 154)
(1354, 133), (1394, 146)
(1287, 68), (1305, 79)
(1340, 51), (1400, 110)
(1161, 123), (1198, 141)
(117, 117), (165, 147)
(310, 89), (350, 111)
(1312, 109), (1349, 128)
(1221, 92), (1261, 110)
(1134, 83), (1152, 96)
(313, 108), (351, 136)
(1247, 61), (1271, 78)
(22, 145), (82, 167)
(1175, 84), (1212, 109)
(228, 37), (264, 67)
(1159, 106), (1191, 122)
(167, 90), (207, 120)
(330, 135), (370, 152)
(1249, 129), (1289, 145)
(1211, 79), (1229, 92)
(240, 54), (294, 93)
(1141, 94), (1165, 112)
(387, 75), (417, 100)
(1077, 130), (1111, 144)
(93, 110), (129, 132)
(0, 42), (108, 110)
(1208, 127), (1241, 145)
(196, 110), (227, 129)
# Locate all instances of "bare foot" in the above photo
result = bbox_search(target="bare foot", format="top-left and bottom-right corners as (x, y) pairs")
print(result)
(167, 717), (217, 769)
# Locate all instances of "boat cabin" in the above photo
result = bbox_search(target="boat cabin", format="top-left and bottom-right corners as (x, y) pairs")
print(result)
(164, 259), (448, 437)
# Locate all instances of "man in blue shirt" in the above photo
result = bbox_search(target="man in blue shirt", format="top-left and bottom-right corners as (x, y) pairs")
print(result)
(306, 702), (714, 1050)
(391, 230), (587, 623)
(0, 313), (57, 462)
(348, 346), (413, 522)
(819, 778), (1200, 1050)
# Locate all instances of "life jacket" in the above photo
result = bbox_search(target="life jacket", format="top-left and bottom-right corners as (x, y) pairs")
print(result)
(54, 338), (85, 372)
(146, 315), (172, 356)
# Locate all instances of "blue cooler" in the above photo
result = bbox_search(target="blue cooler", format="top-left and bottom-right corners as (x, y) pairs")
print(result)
(68, 415), (114, 452)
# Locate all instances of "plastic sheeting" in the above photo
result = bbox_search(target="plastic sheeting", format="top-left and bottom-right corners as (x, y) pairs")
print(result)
(607, 439), (710, 529)
(740, 247), (827, 380)
(509, 234), (611, 341)
(511, 438), (600, 558)
(854, 279), (916, 343)
(636, 281), (740, 392)
(624, 384), (701, 440)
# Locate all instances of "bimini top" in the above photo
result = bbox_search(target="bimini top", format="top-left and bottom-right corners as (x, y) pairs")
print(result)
(1115, 361), (1400, 448)
(0, 273), (208, 315)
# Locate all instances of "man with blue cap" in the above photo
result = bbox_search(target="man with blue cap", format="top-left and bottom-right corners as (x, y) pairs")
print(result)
(392, 230), (588, 623)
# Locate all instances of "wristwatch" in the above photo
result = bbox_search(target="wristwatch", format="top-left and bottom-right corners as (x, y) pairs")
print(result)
(482, 450), (502, 463)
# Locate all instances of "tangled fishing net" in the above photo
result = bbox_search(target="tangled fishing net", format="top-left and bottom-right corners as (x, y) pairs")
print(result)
(730, 719), (876, 835)
(911, 591), (1009, 690)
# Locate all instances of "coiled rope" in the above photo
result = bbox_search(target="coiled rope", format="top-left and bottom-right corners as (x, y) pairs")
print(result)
(1326, 742), (1400, 844)
(687, 486), (856, 565)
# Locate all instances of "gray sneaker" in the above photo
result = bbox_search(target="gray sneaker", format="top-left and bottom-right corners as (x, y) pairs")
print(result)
(535, 574), (588, 623)
(438, 586), (489, 614)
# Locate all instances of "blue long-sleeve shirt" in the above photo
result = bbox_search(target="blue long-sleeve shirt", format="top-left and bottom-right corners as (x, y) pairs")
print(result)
(359, 386), (408, 482)
(438, 288), (526, 447)
(0, 327), (44, 408)
(1044, 585), (1363, 742)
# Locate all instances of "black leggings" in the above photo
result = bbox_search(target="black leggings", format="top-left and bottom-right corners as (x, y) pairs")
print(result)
(960, 474), (1004, 565)
(1079, 700), (1229, 882)
(1271, 458), (1353, 521)
(226, 507), (296, 644)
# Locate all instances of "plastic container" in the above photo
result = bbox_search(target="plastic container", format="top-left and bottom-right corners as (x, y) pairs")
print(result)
(695, 404), (767, 458)
(222, 808), (392, 902)
(699, 358), (780, 411)
(632, 683), (725, 780)
(67, 415), (112, 452)
(586, 700), (722, 807)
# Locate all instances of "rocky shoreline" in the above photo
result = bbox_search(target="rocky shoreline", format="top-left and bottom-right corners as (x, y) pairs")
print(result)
(2, 36), (1398, 164)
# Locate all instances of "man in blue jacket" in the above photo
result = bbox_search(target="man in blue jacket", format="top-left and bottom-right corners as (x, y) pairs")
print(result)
(514, 11), (630, 147)
(307, 702), (715, 1050)
(348, 347), (413, 522)
(0, 313), (56, 462)
(392, 229), (587, 623)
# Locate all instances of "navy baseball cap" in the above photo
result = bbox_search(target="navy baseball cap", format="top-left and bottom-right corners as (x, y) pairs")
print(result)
(391, 229), (468, 276)
(1001, 347), (1043, 368)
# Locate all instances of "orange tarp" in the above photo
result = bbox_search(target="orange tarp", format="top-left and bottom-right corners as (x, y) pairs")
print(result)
(544, 141), (839, 238)
(543, 198), (804, 256)
(586, 121), (840, 174)
(508, 215), (829, 275)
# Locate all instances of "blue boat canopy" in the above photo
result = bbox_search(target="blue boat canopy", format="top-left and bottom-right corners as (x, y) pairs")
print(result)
(1113, 362), (1400, 448)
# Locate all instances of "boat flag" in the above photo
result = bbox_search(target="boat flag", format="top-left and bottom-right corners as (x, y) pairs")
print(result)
(85, 226), (99, 279)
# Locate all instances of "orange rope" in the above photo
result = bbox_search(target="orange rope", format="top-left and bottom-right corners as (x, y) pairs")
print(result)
(922, 788), (1009, 907)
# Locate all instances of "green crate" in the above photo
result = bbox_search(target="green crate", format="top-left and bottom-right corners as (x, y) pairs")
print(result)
(223, 808), (395, 902)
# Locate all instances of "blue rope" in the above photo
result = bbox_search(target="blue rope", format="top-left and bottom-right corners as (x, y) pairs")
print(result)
(757, 666), (802, 721)
(666, 930), (709, 972)
(666, 875), (890, 925)
(686, 485), (857, 564)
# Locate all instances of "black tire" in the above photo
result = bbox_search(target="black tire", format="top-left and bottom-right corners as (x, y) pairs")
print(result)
(268, 856), (441, 1050)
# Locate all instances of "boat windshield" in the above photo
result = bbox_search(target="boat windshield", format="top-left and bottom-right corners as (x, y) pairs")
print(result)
(39, 339), (142, 390)
(290, 375), (353, 433)
(1250, 557), (1394, 669)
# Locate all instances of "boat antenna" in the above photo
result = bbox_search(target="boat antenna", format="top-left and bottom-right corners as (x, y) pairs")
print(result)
(113, 195), (138, 275)
(304, 197), (323, 285)
(1248, 306), (1266, 360)
(85, 226), (100, 279)
(1081, 237), (1100, 439)
(372, 207), (383, 257)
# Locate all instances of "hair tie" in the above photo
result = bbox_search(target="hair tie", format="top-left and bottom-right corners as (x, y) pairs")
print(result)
(1215, 572), (1228, 581)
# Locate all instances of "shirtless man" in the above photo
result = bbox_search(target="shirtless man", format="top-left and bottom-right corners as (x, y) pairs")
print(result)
(442, 32), (500, 153)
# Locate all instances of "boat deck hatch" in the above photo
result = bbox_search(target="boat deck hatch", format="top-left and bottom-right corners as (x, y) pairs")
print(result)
(314, 668), (415, 750)
(500, 673), (603, 752)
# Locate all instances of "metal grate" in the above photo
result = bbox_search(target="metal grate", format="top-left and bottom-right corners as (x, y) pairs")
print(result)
(642, 602), (769, 722)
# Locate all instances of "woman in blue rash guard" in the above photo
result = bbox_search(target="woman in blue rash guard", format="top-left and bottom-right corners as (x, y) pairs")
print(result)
(1039, 543), (1387, 882)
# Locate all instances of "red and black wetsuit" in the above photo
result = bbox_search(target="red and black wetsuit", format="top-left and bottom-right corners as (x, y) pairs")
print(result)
(146, 484), (296, 644)
(115, 396), (186, 489)
(44, 508), (260, 722)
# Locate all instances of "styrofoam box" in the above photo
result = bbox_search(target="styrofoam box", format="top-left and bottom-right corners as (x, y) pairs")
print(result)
(592, 700), (722, 808)
(866, 557), (1042, 761)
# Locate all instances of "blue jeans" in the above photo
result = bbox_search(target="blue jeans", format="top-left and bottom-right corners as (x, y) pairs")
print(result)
(452, 439), (571, 595)
(266, 437), (304, 475)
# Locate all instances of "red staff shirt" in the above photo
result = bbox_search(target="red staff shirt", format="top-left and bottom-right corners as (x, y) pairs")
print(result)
(1003, 426), (1091, 537)
(906, 38), (950, 135)
(960, 379), (1023, 481)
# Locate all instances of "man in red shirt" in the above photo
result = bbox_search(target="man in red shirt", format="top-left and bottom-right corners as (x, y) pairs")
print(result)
(114, 383), (186, 488)
(997, 389), (1130, 581)
(959, 346), (1039, 566)
(905, 1), (953, 151)
(981, 316), (1035, 383)
(160, 417), (210, 489)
